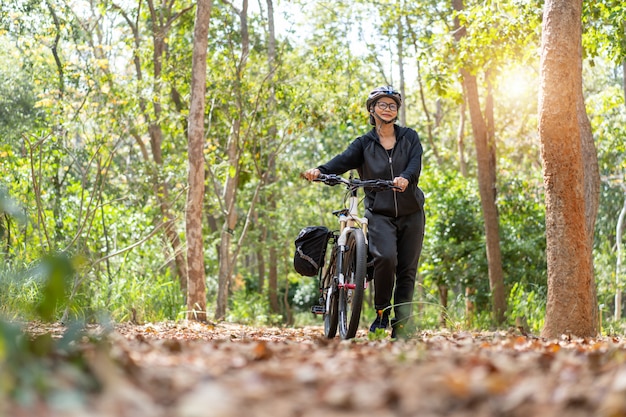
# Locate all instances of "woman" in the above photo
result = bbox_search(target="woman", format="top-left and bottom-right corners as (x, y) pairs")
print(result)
(303, 86), (425, 338)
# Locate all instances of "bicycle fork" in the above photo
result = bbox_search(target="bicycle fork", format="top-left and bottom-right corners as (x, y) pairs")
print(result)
(311, 244), (360, 315)
(313, 240), (368, 315)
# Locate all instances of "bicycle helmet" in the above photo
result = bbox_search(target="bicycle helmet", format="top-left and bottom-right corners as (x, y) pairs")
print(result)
(366, 86), (402, 125)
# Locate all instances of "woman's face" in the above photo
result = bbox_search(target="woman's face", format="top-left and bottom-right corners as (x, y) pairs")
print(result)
(373, 97), (398, 123)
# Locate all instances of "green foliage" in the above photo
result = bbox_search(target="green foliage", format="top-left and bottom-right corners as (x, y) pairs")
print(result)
(0, 266), (41, 319)
(0, 202), (106, 403)
(498, 177), (547, 291)
(0, 320), (102, 406)
(583, 57), (626, 326)
(583, 0), (626, 63)
(0, 253), (82, 322)
(419, 165), (547, 324)
(227, 288), (282, 326)
(33, 254), (75, 322)
(289, 275), (319, 313)
(0, 0), (622, 331)
(82, 266), (186, 323)
(367, 327), (388, 341)
(506, 281), (545, 333)
(0, 42), (43, 139)
(421, 168), (487, 300)
(452, 0), (542, 73)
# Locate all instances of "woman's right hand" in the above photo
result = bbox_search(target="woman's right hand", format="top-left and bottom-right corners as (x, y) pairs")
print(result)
(303, 168), (321, 181)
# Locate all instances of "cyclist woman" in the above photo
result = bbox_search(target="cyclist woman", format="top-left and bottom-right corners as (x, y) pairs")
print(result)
(303, 86), (425, 338)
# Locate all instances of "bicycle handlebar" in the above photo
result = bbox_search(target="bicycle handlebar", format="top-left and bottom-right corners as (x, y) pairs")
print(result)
(312, 173), (401, 192)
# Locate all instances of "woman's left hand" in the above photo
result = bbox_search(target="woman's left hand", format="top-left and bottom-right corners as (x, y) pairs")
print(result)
(393, 176), (409, 192)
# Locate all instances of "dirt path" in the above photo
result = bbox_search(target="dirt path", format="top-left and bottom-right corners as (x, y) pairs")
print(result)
(8, 321), (626, 417)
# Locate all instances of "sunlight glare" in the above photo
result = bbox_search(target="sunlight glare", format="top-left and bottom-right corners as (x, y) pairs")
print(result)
(497, 67), (536, 101)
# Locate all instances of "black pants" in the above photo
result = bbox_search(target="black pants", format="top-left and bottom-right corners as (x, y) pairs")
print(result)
(366, 209), (425, 323)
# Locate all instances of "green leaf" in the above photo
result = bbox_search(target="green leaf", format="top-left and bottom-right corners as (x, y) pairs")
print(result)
(35, 254), (75, 322)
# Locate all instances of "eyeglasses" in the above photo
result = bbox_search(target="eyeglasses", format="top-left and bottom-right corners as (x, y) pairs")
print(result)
(376, 102), (398, 112)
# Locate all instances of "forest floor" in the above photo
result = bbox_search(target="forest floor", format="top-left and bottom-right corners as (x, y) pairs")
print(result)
(5, 321), (626, 417)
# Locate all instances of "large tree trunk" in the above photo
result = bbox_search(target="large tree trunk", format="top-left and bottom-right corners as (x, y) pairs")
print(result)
(578, 90), (600, 329)
(185, 0), (212, 322)
(539, 0), (598, 338)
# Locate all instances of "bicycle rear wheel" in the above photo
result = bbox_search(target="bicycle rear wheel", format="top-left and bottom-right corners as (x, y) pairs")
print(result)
(338, 228), (367, 339)
(323, 251), (339, 338)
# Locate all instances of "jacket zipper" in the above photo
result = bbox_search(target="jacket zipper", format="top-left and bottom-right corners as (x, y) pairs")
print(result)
(388, 141), (399, 217)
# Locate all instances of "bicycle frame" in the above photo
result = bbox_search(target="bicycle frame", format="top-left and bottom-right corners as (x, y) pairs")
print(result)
(323, 187), (371, 328)
(338, 187), (369, 243)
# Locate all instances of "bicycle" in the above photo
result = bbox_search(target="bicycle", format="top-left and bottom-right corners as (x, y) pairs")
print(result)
(308, 173), (400, 339)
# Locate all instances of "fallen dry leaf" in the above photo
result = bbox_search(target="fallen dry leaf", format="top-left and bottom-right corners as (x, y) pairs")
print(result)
(8, 321), (626, 417)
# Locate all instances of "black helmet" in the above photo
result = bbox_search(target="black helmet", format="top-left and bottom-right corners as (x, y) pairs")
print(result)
(366, 86), (402, 125)
(366, 86), (402, 112)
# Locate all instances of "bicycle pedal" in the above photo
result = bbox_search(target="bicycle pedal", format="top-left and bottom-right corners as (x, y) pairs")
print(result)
(311, 305), (326, 314)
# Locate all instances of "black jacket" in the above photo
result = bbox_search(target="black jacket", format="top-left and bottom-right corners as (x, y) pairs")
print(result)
(318, 125), (425, 217)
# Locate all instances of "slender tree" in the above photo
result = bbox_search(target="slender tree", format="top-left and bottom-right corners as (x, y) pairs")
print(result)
(214, 0), (249, 320)
(616, 64), (626, 320)
(581, 0), (626, 324)
(113, 0), (193, 292)
(264, 0), (280, 316)
(616, 187), (626, 320)
(186, 0), (213, 322)
(453, 0), (506, 324)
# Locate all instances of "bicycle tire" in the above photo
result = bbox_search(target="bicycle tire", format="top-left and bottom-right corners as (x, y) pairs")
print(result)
(338, 228), (367, 339)
(323, 250), (339, 338)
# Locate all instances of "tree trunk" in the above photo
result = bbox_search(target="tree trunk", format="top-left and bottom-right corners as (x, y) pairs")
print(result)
(615, 195), (626, 320)
(406, 19), (442, 165)
(145, 0), (191, 293)
(117, 1), (191, 292)
(453, 0), (506, 325)
(539, 0), (598, 338)
(465, 286), (475, 328)
(578, 90), (600, 329)
(438, 284), (449, 328)
(215, 0), (249, 320)
(264, 0), (281, 316)
(397, 17), (406, 127)
(185, 0), (212, 322)
(457, 100), (468, 177)
(616, 62), (626, 321)
(461, 71), (506, 324)
(416, 59), (442, 165)
(623, 61), (626, 104)
(269, 244), (279, 313)
(215, 120), (241, 319)
(257, 247), (266, 292)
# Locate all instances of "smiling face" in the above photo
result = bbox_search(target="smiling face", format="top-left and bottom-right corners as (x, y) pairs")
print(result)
(372, 97), (399, 123)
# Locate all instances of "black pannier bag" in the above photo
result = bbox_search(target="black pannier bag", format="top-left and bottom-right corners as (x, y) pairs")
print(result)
(293, 226), (331, 276)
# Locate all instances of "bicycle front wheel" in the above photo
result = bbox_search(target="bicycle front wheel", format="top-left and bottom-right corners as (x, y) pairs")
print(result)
(338, 228), (367, 340)
(323, 251), (339, 338)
